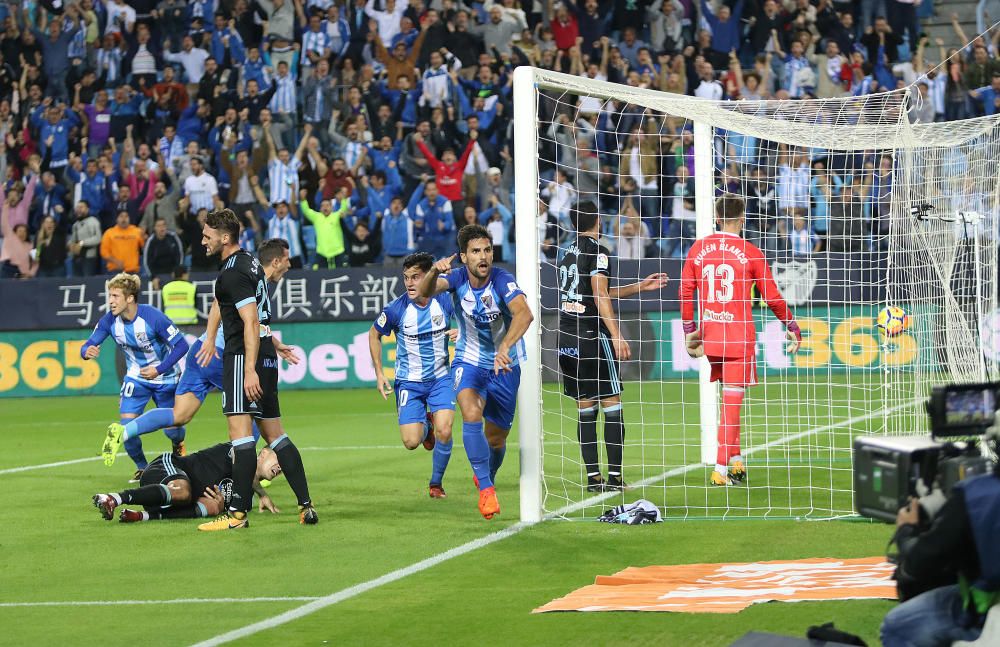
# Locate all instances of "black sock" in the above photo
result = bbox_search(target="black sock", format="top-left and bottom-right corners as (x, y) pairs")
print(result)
(604, 407), (624, 479)
(272, 435), (312, 507)
(146, 506), (199, 520)
(577, 407), (600, 480)
(120, 484), (170, 507)
(230, 440), (257, 514)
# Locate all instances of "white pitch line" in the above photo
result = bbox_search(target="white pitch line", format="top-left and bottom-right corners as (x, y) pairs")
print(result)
(0, 597), (321, 608)
(190, 401), (907, 647)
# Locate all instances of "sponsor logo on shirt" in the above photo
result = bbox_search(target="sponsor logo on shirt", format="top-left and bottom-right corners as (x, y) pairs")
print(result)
(166, 325), (179, 337)
(561, 302), (587, 314)
(506, 281), (519, 296)
(703, 309), (736, 323)
(596, 254), (609, 271)
(377, 312), (388, 328)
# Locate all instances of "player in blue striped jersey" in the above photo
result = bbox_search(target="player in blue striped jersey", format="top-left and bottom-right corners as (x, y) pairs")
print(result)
(82, 273), (189, 480)
(418, 225), (534, 519)
(369, 252), (457, 498)
(99, 241), (299, 470)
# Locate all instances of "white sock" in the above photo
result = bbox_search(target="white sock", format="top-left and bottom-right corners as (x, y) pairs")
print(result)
(141, 512), (150, 521)
(715, 464), (727, 475)
(731, 455), (744, 465)
(111, 493), (123, 505)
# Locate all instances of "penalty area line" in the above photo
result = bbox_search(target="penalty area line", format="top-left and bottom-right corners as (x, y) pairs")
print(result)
(190, 402), (909, 647)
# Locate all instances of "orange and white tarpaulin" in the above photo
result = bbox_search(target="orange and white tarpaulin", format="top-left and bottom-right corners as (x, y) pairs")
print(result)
(534, 557), (897, 613)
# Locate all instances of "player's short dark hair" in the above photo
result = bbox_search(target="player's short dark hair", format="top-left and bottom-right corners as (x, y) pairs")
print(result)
(206, 208), (241, 242)
(715, 194), (745, 221)
(402, 252), (434, 272)
(571, 201), (600, 233)
(258, 238), (289, 266)
(458, 224), (491, 253)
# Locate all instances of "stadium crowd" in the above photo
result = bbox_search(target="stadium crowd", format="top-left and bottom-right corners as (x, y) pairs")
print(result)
(0, 0), (982, 280)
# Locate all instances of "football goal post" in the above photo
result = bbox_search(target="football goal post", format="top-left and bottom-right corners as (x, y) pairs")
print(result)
(513, 66), (1000, 524)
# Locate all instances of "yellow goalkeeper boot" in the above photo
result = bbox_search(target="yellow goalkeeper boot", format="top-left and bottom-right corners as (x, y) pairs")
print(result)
(710, 470), (734, 486)
(198, 511), (249, 531)
(729, 459), (746, 484)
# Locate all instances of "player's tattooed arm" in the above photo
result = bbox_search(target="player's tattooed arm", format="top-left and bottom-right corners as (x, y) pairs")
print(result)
(608, 272), (670, 299)
(494, 294), (534, 374)
(368, 326), (392, 400)
(253, 481), (280, 513)
(592, 273), (631, 361)
(418, 253), (455, 298)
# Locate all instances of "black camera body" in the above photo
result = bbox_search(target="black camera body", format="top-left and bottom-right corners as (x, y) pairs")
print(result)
(853, 382), (999, 522)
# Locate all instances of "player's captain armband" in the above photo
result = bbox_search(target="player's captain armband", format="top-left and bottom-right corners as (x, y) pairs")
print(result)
(787, 320), (802, 340)
(682, 321), (697, 334)
(596, 253), (609, 271)
(166, 325), (179, 337)
(376, 312), (388, 328)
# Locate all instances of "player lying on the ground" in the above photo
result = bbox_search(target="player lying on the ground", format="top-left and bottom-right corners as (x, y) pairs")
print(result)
(99, 239), (299, 466)
(199, 215), (316, 530)
(82, 272), (189, 481)
(93, 443), (282, 522)
(557, 202), (669, 491)
(679, 194), (802, 486)
(418, 225), (534, 520)
(369, 252), (458, 499)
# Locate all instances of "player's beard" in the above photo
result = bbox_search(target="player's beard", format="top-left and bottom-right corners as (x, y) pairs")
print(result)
(470, 260), (491, 280)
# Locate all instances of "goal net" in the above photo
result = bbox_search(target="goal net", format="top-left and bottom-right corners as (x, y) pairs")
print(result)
(511, 67), (1000, 523)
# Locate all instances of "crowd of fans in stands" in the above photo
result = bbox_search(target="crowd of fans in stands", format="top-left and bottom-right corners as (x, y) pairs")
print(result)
(0, 0), (986, 280)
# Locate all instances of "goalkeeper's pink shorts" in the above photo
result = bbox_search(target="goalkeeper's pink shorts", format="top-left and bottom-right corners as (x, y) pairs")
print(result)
(707, 354), (757, 387)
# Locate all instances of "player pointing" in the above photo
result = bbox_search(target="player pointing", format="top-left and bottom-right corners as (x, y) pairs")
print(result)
(418, 225), (534, 519)
(679, 195), (802, 486)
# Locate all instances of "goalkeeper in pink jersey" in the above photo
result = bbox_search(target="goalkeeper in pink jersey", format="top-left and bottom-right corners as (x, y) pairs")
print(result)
(678, 195), (803, 486)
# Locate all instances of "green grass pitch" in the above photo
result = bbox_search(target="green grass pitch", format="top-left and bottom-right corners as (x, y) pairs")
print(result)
(3, 383), (898, 646)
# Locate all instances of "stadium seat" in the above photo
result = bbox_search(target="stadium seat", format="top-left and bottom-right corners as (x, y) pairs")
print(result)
(953, 605), (1000, 646)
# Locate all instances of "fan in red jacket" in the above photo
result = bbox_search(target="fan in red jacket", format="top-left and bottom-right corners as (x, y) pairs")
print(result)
(678, 194), (802, 487)
(413, 131), (477, 202)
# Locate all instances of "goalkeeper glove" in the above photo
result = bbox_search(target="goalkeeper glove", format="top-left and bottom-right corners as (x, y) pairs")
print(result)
(786, 321), (802, 354)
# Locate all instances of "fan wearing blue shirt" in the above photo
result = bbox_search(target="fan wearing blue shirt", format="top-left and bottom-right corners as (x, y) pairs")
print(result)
(369, 252), (456, 499)
(418, 225), (534, 519)
(80, 273), (189, 480)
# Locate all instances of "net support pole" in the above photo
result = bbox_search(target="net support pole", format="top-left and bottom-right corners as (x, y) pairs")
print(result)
(693, 121), (719, 465)
(513, 66), (543, 524)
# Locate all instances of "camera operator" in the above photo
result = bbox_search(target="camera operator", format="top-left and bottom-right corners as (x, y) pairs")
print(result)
(880, 435), (1000, 647)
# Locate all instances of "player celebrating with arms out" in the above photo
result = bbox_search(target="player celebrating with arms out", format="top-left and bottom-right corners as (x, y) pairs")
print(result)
(83, 273), (189, 481)
(679, 195), (802, 486)
(558, 202), (668, 491)
(418, 225), (534, 519)
(369, 252), (457, 498)
(198, 210), (316, 530)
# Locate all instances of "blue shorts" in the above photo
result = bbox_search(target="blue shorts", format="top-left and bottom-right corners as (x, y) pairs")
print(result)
(176, 339), (224, 402)
(119, 376), (177, 416)
(395, 376), (455, 426)
(452, 362), (521, 431)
